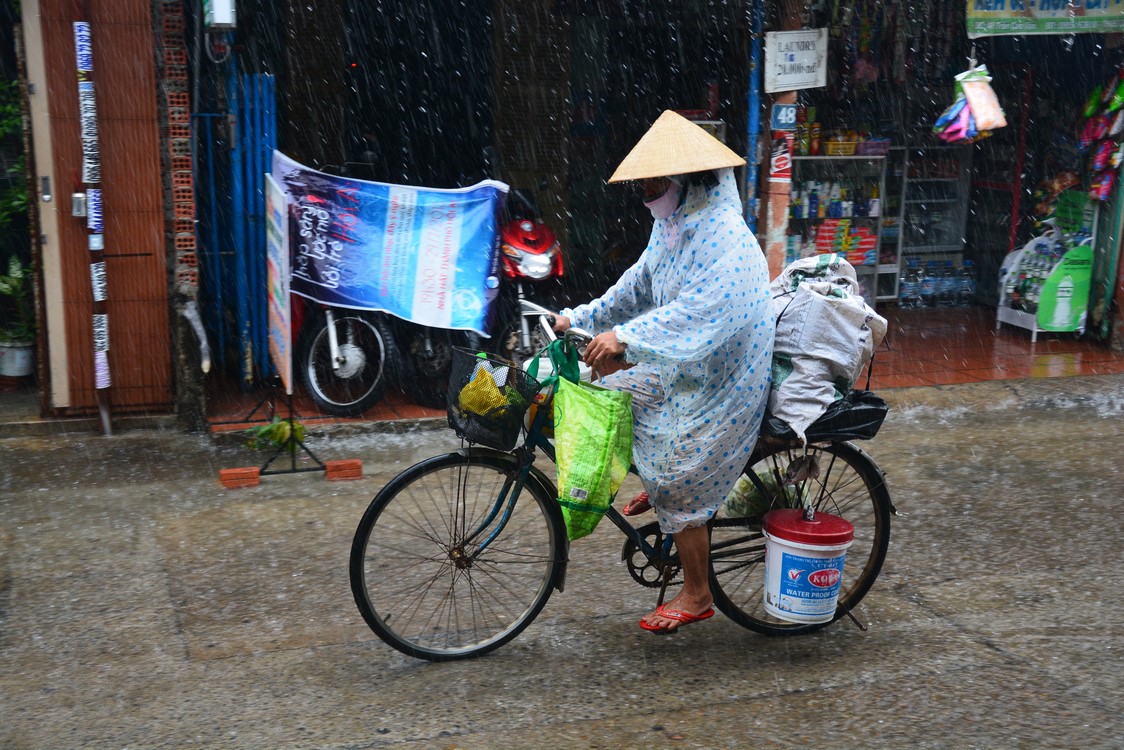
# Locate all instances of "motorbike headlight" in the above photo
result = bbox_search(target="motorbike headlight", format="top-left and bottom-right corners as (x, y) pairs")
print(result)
(517, 252), (553, 279)
(502, 242), (557, 280)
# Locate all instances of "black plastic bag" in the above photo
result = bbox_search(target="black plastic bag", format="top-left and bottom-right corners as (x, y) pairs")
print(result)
(761, 390), (888, 443)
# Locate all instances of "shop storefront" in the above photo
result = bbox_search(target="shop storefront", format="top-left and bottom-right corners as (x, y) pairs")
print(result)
(767, 0), (1124, 352)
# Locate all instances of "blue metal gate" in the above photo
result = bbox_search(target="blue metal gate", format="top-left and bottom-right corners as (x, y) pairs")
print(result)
(195, 68), (277, 385)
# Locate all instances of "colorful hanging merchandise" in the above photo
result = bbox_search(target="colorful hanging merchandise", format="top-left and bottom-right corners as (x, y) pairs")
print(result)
(933, 65), (1007, 145)
(1078, 68), (1124, 202)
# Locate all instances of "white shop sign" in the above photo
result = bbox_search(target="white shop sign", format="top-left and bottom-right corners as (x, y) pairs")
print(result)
(765, 28), (828, 94)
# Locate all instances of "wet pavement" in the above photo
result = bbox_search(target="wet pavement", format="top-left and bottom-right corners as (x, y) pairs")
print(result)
(1, 374), (1123, 748)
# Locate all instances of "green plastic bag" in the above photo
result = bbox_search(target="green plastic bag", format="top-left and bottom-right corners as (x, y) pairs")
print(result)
(553, 376), (633, 541)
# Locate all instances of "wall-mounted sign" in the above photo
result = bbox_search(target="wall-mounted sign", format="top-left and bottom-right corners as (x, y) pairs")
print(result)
(770, 103), (797, 131)
(204, 0), (236, 29)
(765, 28), (828, 94)
(969, 2), (1124, 38)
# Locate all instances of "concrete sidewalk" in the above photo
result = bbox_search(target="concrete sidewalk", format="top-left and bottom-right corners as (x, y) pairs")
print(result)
(1, 374), (1122, 748)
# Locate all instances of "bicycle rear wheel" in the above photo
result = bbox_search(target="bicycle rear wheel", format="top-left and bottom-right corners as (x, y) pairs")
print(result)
(709, 441), (891, 636)
(350, 451), (565, 661)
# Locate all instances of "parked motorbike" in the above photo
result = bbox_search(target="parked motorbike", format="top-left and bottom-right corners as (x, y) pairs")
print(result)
(295, 161), (482, 413)
(390, 321), (480, 409)
(488, 182), (566, 367)
(295, 300), (395, 417)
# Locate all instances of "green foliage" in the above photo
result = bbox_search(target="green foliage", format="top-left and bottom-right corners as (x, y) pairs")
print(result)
(245, 417), (307, 454)
(0, 79), (32, 342)
(0, 255), (33, 341)
(0, 80), (27, 230)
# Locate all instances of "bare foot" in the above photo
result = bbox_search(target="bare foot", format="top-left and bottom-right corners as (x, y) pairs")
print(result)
(640, 591), (714, 633)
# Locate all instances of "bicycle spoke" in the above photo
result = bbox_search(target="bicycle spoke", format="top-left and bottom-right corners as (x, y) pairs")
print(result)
(710, 442), (891, 636)
(351, 453), (562, 659)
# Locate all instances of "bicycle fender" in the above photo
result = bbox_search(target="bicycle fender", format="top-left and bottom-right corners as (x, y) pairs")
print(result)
(455, 446), (571, 592)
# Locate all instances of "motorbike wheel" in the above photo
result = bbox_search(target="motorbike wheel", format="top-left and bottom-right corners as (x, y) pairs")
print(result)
(401, 328), (451, 409)
(491, 316), (550, 370)
(399, 328), (473, 409)
(297, 309), (392, 417)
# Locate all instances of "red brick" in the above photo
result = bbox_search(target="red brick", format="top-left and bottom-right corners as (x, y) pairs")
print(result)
(163, 15), (185, 35)
(220, 467), (260, 488)
(175, 269), (198, 290)
(166, 92), (189, 110)
(325, 459), (363, 481)
(167, 123), (191, 140)
(168, 106), (190, 125)
(163, 48), (187, 68)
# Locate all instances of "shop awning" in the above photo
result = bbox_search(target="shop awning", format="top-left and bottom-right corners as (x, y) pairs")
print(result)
(968, 1), (1124, 39)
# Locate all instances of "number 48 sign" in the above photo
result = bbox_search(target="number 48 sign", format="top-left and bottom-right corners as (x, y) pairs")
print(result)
(771, 104), (797, 132)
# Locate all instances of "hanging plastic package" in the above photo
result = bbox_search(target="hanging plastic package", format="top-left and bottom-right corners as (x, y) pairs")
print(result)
(545, 340), (633, 541)
(959, 66), (1007, 131)
(768, 254), (887, 445)
(933, 65), (1006, 144)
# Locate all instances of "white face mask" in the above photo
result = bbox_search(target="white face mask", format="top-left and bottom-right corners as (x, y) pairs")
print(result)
(643, 180), (682, 219)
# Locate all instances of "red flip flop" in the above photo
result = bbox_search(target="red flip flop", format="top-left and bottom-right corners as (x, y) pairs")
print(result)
(638, 604), (715, 633)
(622, 491), (651, 516)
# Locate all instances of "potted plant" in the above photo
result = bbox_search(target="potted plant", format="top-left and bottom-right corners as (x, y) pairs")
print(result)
(0, 77), (33, 378)
(0, 255), (34, 377)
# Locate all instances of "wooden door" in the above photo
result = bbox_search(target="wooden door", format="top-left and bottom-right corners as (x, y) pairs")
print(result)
(23, 0), (171, 415)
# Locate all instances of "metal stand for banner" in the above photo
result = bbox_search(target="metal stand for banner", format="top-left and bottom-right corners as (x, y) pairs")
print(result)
(260, 385), (326, 476)
(211, 386), (281, 427)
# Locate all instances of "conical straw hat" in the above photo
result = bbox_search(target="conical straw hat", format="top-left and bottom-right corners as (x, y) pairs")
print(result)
(608, 110), (746, 183)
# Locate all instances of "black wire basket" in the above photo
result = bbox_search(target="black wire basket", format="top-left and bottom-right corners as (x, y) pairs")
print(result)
(447, 348), (541, 451)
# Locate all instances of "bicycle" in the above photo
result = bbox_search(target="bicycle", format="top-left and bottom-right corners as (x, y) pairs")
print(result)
(349, 302), (896, 661)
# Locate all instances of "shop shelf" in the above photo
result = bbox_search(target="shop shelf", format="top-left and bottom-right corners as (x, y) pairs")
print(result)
(902, 244), (962, 253)
(788, 214), (882, 221)
(792, 155), (885, 161)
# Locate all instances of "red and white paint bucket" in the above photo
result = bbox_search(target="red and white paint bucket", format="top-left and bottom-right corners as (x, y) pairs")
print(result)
(762, 509), (854, 624)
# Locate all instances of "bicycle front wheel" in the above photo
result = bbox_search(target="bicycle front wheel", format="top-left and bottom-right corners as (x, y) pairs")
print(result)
(350, 451), (565, 661)
(709, 441), (891, 636)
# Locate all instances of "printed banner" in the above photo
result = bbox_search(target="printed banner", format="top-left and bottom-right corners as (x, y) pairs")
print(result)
(1038, 243), (1093, 332)
(73, 22), (93, 72)
(968, 1), (1124, 38)
(86, 188), (103, 233)
(90, 261), (107, 302)
(271, 151), (508, 335)
(265, 174), (293, 395)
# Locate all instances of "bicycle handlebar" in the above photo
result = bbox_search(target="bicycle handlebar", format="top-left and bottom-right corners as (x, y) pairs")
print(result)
(519, 299), (593, 350)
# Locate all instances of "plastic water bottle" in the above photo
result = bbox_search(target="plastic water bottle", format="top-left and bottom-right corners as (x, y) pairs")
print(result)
(937, 262), (956, 307)
(957, 260), (977, 307)
(919, 263), (939, 307)
(899, 260), (922, 308)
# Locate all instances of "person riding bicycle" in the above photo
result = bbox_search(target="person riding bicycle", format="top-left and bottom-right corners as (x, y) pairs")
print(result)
(553, 110), (774, 634)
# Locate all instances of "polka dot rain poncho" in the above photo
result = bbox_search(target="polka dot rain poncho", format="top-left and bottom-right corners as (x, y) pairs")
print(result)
(561, 168), (774, 534)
